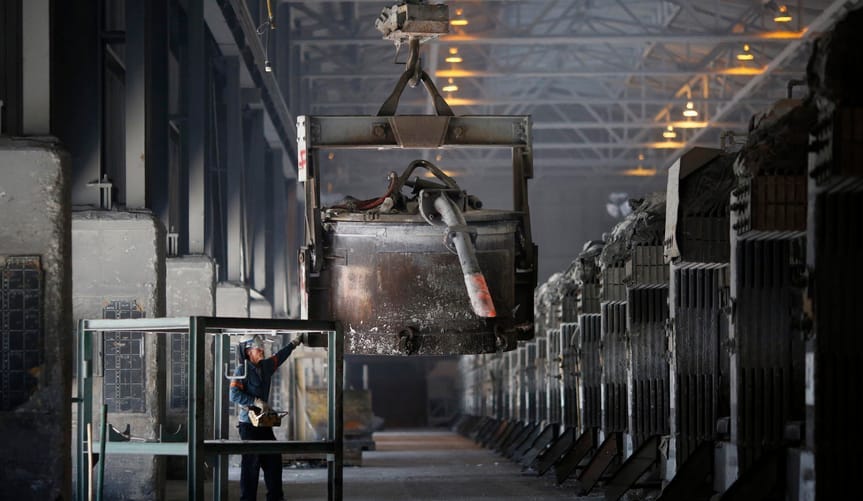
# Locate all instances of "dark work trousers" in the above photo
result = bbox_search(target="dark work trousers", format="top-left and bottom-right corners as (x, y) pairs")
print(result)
(238, 422), (284, 501)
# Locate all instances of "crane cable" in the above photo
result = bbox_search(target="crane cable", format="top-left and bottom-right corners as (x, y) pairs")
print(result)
(266, 0), (275, 29)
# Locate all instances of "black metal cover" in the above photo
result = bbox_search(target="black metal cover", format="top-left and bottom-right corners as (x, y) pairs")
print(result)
(601, 301), (628, 435)
(808, 184), (863, 500)
(672, 263), (730, 467)
(627, 285), (670, 450)
(731, 233), (805, 472)
(578, 313), (602, 430)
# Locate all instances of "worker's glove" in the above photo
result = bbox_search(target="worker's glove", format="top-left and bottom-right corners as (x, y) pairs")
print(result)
(253, 398), (271, 414)
(291, 333), (306, 347)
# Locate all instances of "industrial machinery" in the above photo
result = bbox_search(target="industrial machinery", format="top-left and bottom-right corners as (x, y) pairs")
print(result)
(452, 8), (863, 498)
(298, 1), (537, 356)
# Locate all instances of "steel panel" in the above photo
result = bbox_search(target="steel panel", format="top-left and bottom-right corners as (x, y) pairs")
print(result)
(578, 313), (602, 430)
(627, 285), (670, 450)
(601, 301), (628, 434)
(672, 263), (730, 467)
(731, 234), (805, 472)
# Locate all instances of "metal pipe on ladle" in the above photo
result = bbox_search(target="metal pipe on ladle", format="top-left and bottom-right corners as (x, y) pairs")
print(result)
(432, 194), (497, 318)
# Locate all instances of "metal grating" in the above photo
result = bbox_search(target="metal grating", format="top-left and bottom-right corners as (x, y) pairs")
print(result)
(169, 333), (187, 409)
(673, 263), (730, 467)
(732, 234), (805, 472)
(102, 300), (146, 413)
(560, 322), (579, 428)
(579, 282), (601, 315)
(625, 245), (669, 286)
(601, 265), (627, 302)
(525, 343), (538, 423)
(628, 285), (670, 449)
(0, 256), (42, 411)
(810, 107), (863, 185)
(810, 185), (863, 500)
(578, 313), (602, 430)
(601, 301), (628, 434)
(545, 331), (560, 424)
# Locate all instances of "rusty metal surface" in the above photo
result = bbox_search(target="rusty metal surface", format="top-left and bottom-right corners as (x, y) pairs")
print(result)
(306, 211), (519, 355)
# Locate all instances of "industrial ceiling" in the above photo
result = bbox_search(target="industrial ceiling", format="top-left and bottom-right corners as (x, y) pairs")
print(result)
(279, 0), (857, 182)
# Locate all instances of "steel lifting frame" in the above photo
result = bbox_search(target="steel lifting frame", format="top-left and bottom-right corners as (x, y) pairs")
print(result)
(75, 316), (344, 501)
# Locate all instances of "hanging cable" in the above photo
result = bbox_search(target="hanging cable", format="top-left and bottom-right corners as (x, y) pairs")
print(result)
(266, 0), (276, 29)
(255, 1), (276, 72)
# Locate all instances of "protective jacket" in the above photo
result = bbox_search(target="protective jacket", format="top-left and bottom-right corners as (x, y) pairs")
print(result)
(229, 342), (298, 423)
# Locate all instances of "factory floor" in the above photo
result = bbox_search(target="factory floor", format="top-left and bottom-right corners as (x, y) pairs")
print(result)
(167, 429), (609, 500)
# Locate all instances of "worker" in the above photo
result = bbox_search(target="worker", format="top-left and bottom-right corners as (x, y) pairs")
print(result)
(230, 333), (305, 501)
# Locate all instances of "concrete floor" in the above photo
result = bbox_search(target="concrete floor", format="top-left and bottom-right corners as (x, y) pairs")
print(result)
(168, 429), (609, 500)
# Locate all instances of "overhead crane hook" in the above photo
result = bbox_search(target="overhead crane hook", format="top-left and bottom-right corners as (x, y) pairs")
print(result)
(375, 1), (453, 115)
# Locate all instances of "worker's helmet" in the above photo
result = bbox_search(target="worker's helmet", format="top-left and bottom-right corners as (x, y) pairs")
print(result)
(239, 334), (265, 352)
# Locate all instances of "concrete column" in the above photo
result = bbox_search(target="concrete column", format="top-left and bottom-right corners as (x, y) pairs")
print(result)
(249, 289), (273, 319)
(224, 57), (246, 283)
(0, 138), (71, 500)
(21, 0), (50, 135)
(185, 0), (205, 253)
(124, 0), (168, 211)
(271, 153), (289, 318)
(72, 210), (166, 501)
(165, 255), (215, 478)
(264, 149), (276, 308)
(124, 0), (147, 208)
(51, 0), (101, 207)
(1, 1), (23, 135)
(216, 282), (250, 318)
(244, 109), (266, 293)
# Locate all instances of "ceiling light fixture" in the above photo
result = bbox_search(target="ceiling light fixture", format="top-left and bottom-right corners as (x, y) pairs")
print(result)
(446, 47), (463, 63)
(774, 4), (792, 23)
(683, 101), (698, 118)
(442, 77), (458, 93)
(736, 43), (754, 61)
(663, 125), (677, 139)
(624, 167), (658, 177)
(450, 8), (469, 27)
(671, 121), (707, 129)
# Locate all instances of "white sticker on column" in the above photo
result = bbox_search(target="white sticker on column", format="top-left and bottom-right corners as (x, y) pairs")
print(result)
(297, 115), (308, 183)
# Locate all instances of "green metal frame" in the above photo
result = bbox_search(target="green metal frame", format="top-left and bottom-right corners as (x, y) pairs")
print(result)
(76, 316), (344, 500)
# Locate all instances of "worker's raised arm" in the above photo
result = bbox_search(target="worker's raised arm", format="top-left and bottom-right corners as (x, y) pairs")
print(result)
(266, 334), (305, 370)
